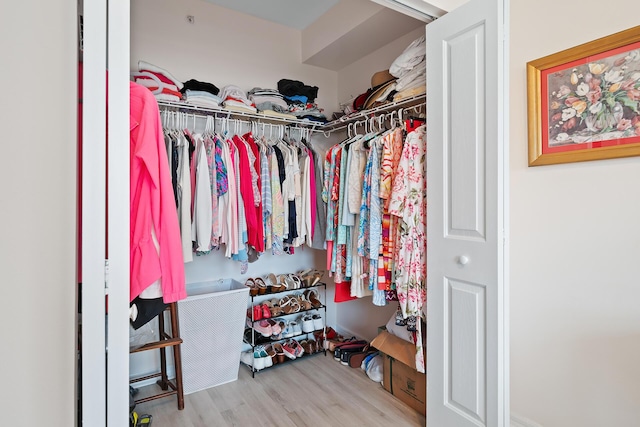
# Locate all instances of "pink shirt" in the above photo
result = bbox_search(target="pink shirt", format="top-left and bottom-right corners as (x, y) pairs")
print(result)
(130, 82), (186, 303)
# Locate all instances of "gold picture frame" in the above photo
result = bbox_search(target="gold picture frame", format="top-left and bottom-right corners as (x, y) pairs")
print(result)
(527, 25), (640, 166)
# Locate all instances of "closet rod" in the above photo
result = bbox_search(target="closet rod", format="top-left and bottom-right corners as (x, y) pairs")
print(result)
(157, 100), (322, 131)
(160, 110), (317, 139)
(322, 93), (425, 135)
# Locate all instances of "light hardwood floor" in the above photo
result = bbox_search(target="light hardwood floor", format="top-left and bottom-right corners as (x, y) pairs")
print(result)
(134, 353), (426, 427)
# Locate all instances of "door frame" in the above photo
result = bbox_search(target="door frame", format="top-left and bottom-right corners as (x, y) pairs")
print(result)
(81, 0), (130, 425)
(80, 0), (509, 424)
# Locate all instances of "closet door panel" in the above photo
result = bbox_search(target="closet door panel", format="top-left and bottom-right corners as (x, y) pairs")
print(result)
(107, 0), (130, 425)
(448, 24), (486, 239)
(427, 0), (509, 425)
(81, 0), (107, 424)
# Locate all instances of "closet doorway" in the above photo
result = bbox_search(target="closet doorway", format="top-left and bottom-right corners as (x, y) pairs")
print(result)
(79, 0), (510, 425)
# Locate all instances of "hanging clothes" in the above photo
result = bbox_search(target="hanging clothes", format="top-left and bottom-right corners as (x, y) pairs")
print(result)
(129, 82), (186, 303)
(388, 124), (427, 373)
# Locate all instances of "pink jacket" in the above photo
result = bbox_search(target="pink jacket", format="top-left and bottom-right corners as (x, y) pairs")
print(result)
(130, 82), (186, 303)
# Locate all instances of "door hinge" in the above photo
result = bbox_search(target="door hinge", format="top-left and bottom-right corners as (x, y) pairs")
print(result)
(104, 259), (110, 295)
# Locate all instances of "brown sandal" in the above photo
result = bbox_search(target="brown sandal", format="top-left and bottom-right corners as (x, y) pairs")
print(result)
(279, 296), (300, 314)
(245, 278), (259, 296)
(304, 289), (323, 308)
(268, 299), (283, 316)
(265, 274), (284, 293)
(295, 293), (313, 311)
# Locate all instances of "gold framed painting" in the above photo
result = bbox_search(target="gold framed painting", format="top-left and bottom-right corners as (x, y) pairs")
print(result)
(527, 25), (640, 166)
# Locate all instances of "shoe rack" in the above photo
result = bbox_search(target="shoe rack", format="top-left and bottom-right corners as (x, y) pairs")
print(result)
(243, 280), (327, 377)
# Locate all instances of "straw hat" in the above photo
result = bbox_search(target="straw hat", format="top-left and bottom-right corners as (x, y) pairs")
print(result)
(363, 70), (397, 110)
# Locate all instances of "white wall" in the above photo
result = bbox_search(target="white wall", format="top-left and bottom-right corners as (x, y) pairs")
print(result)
(131, 0), (339, 113)
(337, 26), (424, 106)
(0, 0), (77, 425)
(130, 0), (339, 379)
(510, 1), (640, 425)
(302, 0), (382, 64)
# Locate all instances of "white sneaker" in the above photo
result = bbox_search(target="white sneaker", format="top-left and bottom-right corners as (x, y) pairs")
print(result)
(290, 320), (302, 336)
(312, 314), (323, 331)
(240, 350), (254, 367)
(253, 348), (266, 370)
(282, 321), (294, 338)
(301, 315), (315, 333)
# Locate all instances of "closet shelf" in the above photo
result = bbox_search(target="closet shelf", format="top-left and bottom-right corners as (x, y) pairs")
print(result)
(243, 327), (325, 346)
(250, 281), (326, 298)
(247, 304), (325, 323)
(157, 100), (324, 129)
(322, 93), (426, 133)
(240, 348), (325, 375)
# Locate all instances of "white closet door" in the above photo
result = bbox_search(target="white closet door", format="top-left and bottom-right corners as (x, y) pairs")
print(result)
(107, 0), (130, 425)
(82, 0), (107, 424)
(82, 0), (130, 424)
(426, 0), (509, 425)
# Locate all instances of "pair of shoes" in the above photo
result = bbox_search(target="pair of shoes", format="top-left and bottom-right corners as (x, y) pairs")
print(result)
(300, 339), (319, 354)
(303, 289), (323, 308)
(244, 348), (268, 371)
(253, 346), (271, 370)
(340, 344), (370, 366)
(289, 320), (302, 336)
(333, 340), (369, 362)
(324, 326), (338, 340)
(245, 278), (259, 297)
(246, 278), (267, 295)
(395, 305), (407, 326)
(279, 273), (302, 290)
(240, 350), (254, 367)
(299, 314), (323, 333)
(298, 269), (324, 287)
(253, 319), (273, 337)
(264, 344), (278, 365)
(270, 319), (287, 340)
(282, 319), (301, 337)
(313, 330), (325, 349)
(253, 318), (284, 337)
(250, 303), (272, 321)
(282, 339), (304, 359)
(264, 274), (285, 293)
(273, 343), (287, 363)
(290, 293), (313, 311)
(279, 295), (301, 314)
(301, 315), (315, 333)
(263, 299), (284, 317)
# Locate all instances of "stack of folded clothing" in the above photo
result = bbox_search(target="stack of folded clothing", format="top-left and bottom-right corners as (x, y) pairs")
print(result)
(277, 79), (327, 123)
(389, 36), (426, 102)
(181, 79), (223, 109)
(182, 90), (222, 109)
(220, 85), (257, 114)
(132, 60), (184, 102)
(248, 88), (296, 119)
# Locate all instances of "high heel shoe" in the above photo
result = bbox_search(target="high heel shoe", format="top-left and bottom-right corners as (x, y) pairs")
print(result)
(298, 269), (324, 287)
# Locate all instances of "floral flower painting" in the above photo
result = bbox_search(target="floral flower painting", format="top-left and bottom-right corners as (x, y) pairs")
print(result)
(542, 41), (640, 151)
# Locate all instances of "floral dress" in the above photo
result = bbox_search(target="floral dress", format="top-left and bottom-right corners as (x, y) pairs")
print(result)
(388, 125), (427, 373)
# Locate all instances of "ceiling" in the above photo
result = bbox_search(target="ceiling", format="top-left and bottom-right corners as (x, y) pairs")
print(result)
(200, 0), (442, 70)
(201, 0), (340, 30)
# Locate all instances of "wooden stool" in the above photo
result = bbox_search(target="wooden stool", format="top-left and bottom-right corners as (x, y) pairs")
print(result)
(129, 302), (184, 410)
